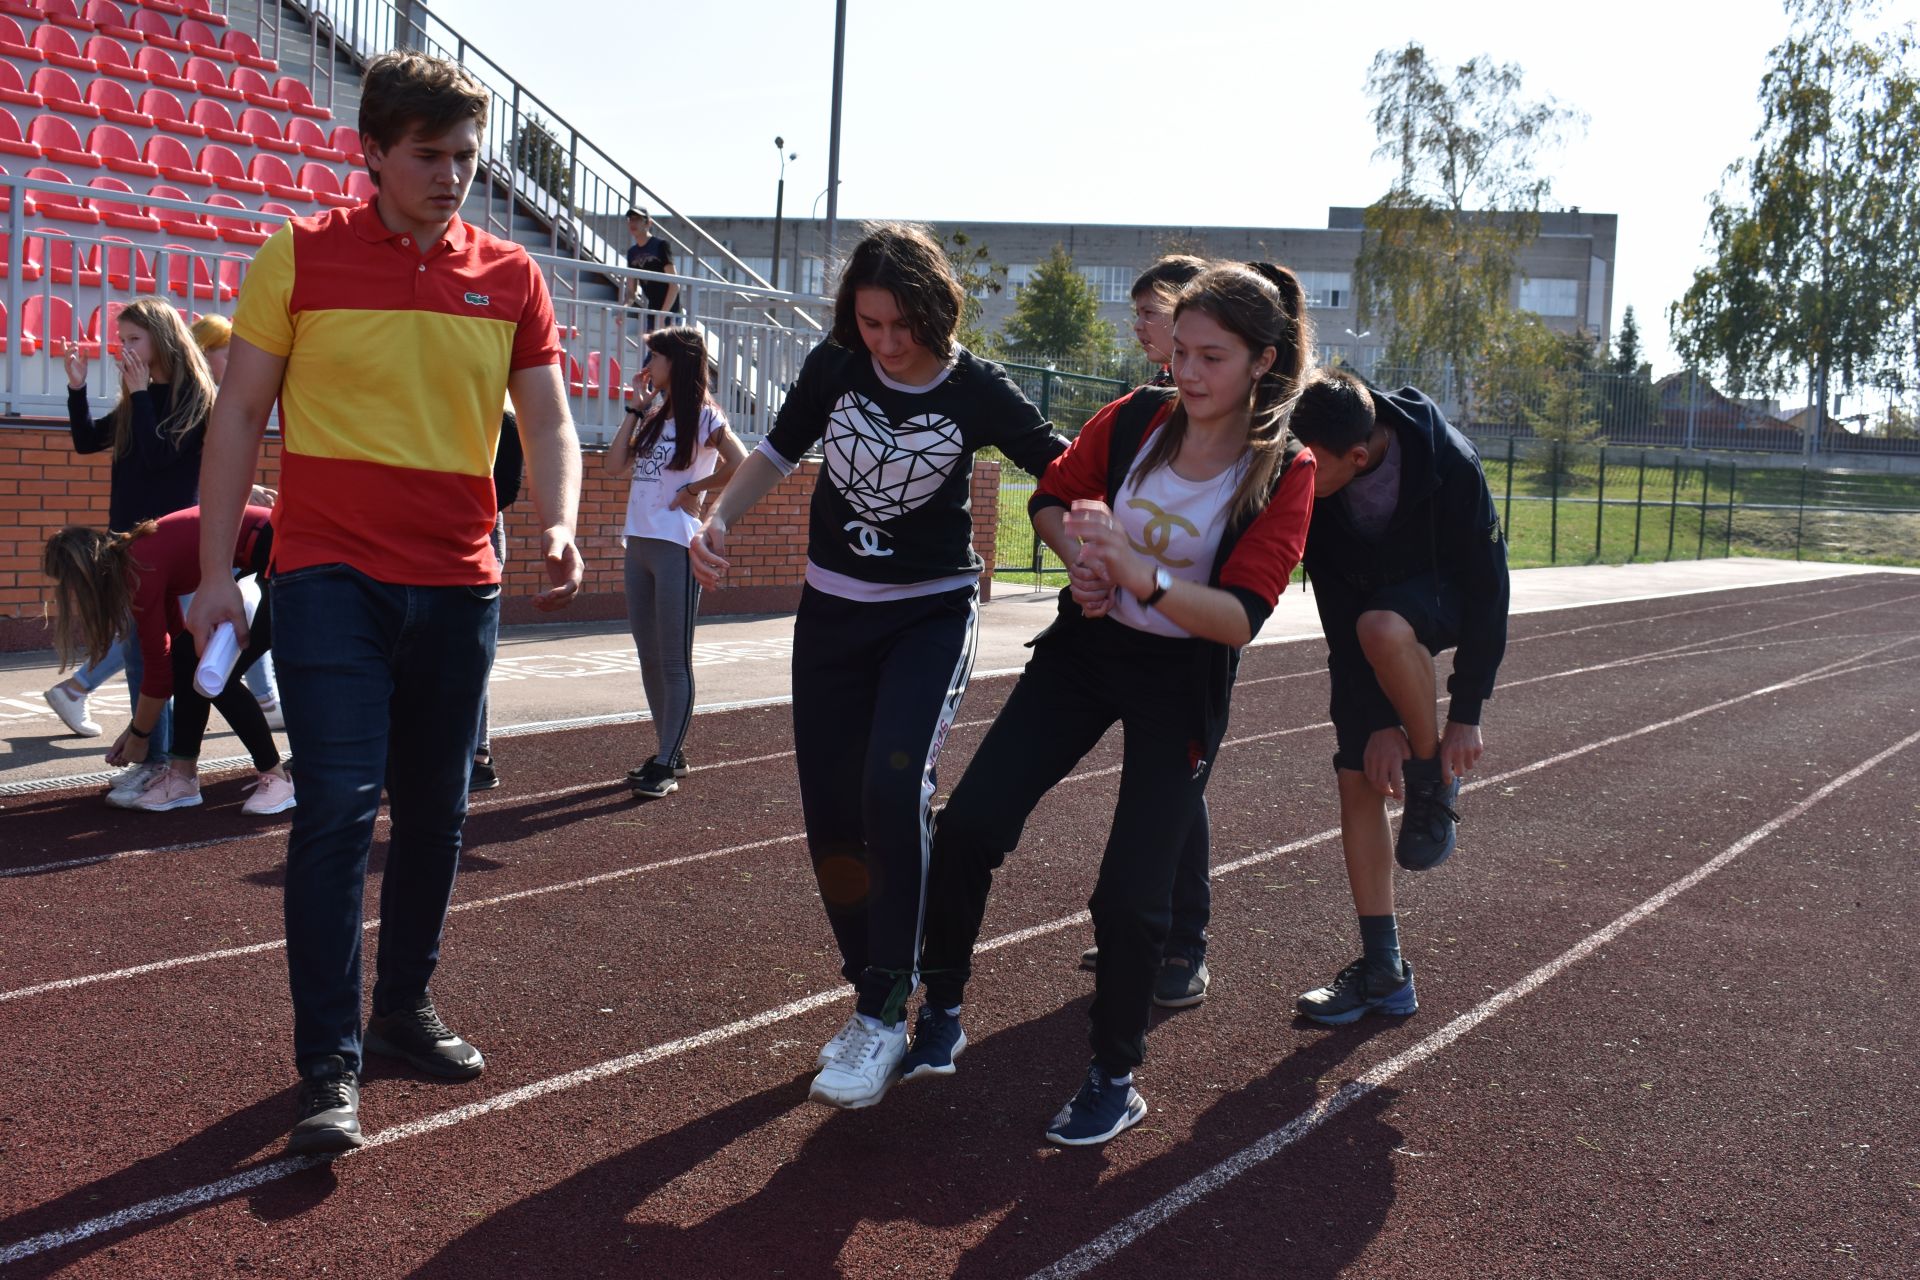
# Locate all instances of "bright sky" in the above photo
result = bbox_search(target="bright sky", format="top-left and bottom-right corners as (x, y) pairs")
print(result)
(436, 0), (1826, 375)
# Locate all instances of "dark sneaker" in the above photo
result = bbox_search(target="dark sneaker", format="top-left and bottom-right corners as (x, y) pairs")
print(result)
(288, 1055), (363, 1155)
(1152, 955), (1211, 1008)
(1045, 1064), (1148, 1147)
(1396, 757), (1460, 870)
(363, 993), (485, 1079)
(899, 1005), (967, 1080)
(468, 754), (499, 792)
(629, 760), (678, 799)
(1295, 957), (1418, 1026)
(1079, 945), (1099, 972)
(628, 752), (691, 783)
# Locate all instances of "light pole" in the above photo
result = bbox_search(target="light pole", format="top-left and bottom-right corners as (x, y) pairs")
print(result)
(770, 136), (796, 291)
(824, 0), (846, 265)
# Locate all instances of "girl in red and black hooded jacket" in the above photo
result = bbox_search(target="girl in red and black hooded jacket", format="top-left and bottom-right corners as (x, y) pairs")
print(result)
(910, 262), (1317, 1147)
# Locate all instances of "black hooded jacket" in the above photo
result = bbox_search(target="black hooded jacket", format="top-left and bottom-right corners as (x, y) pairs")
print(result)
(1302, 384), (1510, 726)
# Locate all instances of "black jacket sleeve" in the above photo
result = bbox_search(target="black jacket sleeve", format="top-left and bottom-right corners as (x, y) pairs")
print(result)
(764, 341), (844, 466)
(67, 387), (111, 455)
(1439, 448), (1510, 724)
(979, 362), (1068, 479)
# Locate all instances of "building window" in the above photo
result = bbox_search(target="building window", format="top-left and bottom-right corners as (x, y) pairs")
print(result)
(1006, 264), (1038, 291)
(1518, 277), (1581, 318)
(1079, 265), (1136, 303)
(1297, 270), (1352, 310)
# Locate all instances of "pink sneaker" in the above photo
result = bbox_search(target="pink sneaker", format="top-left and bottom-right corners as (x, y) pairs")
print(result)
(130, 770), (202, 812)
(242, 771), (297, 816)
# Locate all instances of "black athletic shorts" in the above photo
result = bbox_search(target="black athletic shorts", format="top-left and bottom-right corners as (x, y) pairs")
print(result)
(1330, 573), (1464, 772)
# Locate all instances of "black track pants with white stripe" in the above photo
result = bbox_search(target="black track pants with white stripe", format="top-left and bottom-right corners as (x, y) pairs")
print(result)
(790, 581), (980, 1024)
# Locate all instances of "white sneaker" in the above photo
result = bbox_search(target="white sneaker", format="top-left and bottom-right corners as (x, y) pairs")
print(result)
(816, 1013), (864, 1069)
(241, 771), (297, 816)
(128, 770), (202, 812)
(808, 1015), (907, 1110)
(105, 761), (168, 808)
(256, 695), (286, 731)
(44, 683), (102, 737)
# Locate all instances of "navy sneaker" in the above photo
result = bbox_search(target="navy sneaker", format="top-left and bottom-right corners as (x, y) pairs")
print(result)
(1295, 957), (1418, 1026)
(899, 1005), (967, 1080)
(1045, 1064), (1147, 1147)
(1396, 757), (1460, 870)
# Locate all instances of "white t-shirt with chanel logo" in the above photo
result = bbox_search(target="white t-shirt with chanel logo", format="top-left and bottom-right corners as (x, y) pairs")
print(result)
(622, 404), (726, 547)
(1110, 451), (1244, 638)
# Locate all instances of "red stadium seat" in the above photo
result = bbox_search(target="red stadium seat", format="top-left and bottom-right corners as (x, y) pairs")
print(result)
(35, 0), (94, 31)
(88, 173), (161, 230)
(240, 108), (299, 154)
(22, 294), (78, 355)
(177, 17), (228, 59)
(95, 235), (157, 290)
(230, 64), (284, 108)
(143, 134), (209, 185)
(285, 117), (344, 161)
(206, 192), (265, 245)
(221, 28), (272, 71)
(87, 124), (158, 176)
(136, 46), (196, 92)
(138, 87), (203, 136)
(259, 199), (297, 219)
(157, 244), (223, 300)
(86, 76), (147, 126)
(274, 75), (329, 118)
(0, 61), (43, 110)
(183, 55), (242, 101)
(247, 150), (302, 201)
(0, 107), (40, 157)
(87, 301), (138, 351)
(25, 165), (100, 221)
(29, 66), (102, 116)
(24, 229), (80, 284)
(30, 21), (94, 71)
(215, 248), (248, 294)
(149, 184), (217, 240)
(84, 35), (145, 81)
(197, 142), (263, 193)
(179, 0), (224, 24)
(0, 299), (8, 351)
(188, 97), (247, 145)
(29, 114), (101, 166)
(83, 0), (133, 33)
(344, 169), (376, 203)
(330, 126), (363, 160)
(564, 353), (585, 396)
(0, 14), (37, 60)
(299, 161), (356, 208)
(130, 9), (187, 51)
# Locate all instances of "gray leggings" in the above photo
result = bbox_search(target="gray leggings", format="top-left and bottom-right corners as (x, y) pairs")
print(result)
(625, 535), (700, 764)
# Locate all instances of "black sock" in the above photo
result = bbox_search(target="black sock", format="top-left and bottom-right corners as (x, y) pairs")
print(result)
(1359, 914), (1402, 976)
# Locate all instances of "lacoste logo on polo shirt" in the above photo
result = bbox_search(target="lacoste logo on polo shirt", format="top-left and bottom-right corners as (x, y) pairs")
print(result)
(464, 292), (491, 306)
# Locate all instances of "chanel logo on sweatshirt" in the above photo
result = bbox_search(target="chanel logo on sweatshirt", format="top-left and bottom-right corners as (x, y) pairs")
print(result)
(822, 393), (964, 530)
(1126, 498), (1199, 568)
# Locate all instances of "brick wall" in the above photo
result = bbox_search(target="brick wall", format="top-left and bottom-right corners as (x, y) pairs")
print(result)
(0, 423), (1000, 651)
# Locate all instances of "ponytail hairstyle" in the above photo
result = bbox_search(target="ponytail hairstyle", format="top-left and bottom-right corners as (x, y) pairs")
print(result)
(830, 222), (966, 362)
(1131, 261), (1315, 528)
(635, 325), (717, 472)
(110, 299), (216, 460)
(41, 521), (157, 670)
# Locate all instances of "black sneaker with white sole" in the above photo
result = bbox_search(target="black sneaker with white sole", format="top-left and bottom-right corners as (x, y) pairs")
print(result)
(1045, 1063), (1147, 1146)
(288, 1055), (363, 1155)
(628, 752), (690, 784)
(630, 760), (678, 799)
(1079, 944), (1099, 972)
(1152, 955), (1211, 1008)
(363, 992), (485, 1079)
(1295, 957), (1418, 1025)
(1396, 757), (1460, 870)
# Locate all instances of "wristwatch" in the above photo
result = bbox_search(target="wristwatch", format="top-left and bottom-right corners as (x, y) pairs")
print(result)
(1141, 566), (1173, 608)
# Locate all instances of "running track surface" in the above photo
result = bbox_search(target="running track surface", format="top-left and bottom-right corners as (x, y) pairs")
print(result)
(2, 575), (1917, 1278)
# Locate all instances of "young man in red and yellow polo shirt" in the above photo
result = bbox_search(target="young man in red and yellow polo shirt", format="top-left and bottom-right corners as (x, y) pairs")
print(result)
(188, 52), (585, 1154)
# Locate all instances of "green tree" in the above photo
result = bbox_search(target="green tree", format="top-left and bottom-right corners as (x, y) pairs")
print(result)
(1670, 0), (1918, 448)
(998, 245), (1118, 363)
(1600, 305), (1661, 432)
(1353, 42), (1585, 420)
(513, 114), (571, 207)
(944, 230), (1006, 356)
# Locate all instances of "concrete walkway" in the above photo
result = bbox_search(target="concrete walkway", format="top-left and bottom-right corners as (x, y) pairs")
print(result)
(0, 557), (1902, 794)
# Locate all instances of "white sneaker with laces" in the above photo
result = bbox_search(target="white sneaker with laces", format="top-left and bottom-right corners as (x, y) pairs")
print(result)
(129, 770), (202, 812)
(44, 683), (101, 737)
(816, 1012), (864, 1069)
(241, 771), (297, 815)
(106, 761), (168, 809)
(808, 1014), (907, 1110)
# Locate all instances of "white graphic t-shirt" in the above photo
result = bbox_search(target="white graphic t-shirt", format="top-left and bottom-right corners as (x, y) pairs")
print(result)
(1110, 451), (1244, 638)
(622, 404), (726, 547)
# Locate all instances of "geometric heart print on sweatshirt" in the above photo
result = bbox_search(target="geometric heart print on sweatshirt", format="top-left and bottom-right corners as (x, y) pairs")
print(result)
(822, 392), (965, 524)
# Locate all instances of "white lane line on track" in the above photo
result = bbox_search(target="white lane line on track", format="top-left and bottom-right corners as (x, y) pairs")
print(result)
(6, 630), (1915, 1004)
(3, 640), (1913, 1264)
(1026, 722), (1920, 1280)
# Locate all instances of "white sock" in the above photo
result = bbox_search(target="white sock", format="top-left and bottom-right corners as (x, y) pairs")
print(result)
(943, 1005), (962, 1018)
(1107, 1072), (1133, 1087)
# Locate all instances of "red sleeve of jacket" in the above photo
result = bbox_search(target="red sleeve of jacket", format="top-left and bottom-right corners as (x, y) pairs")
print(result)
(1219, 450), (1317, 609)
(1033, 392), (1127, 510)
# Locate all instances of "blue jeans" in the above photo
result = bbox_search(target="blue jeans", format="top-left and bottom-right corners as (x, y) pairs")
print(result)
(272, 562), (501, 1074)
(121, 633), (173, 761)
(71, 641), (126, 692)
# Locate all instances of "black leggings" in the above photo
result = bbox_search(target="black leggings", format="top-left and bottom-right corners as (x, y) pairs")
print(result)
(922, 617), (1217, 1075)
(168, 578), (277, 770)
(790, 583), (979, 1023)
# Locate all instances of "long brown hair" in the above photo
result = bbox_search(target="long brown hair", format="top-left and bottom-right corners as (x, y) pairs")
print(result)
(634, 325), (720, 472)
(829, 222), (966, 361)
(110, 299), (216, 460)
(1130, 261), (1314, 527)
(42, 521), (156, 670)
